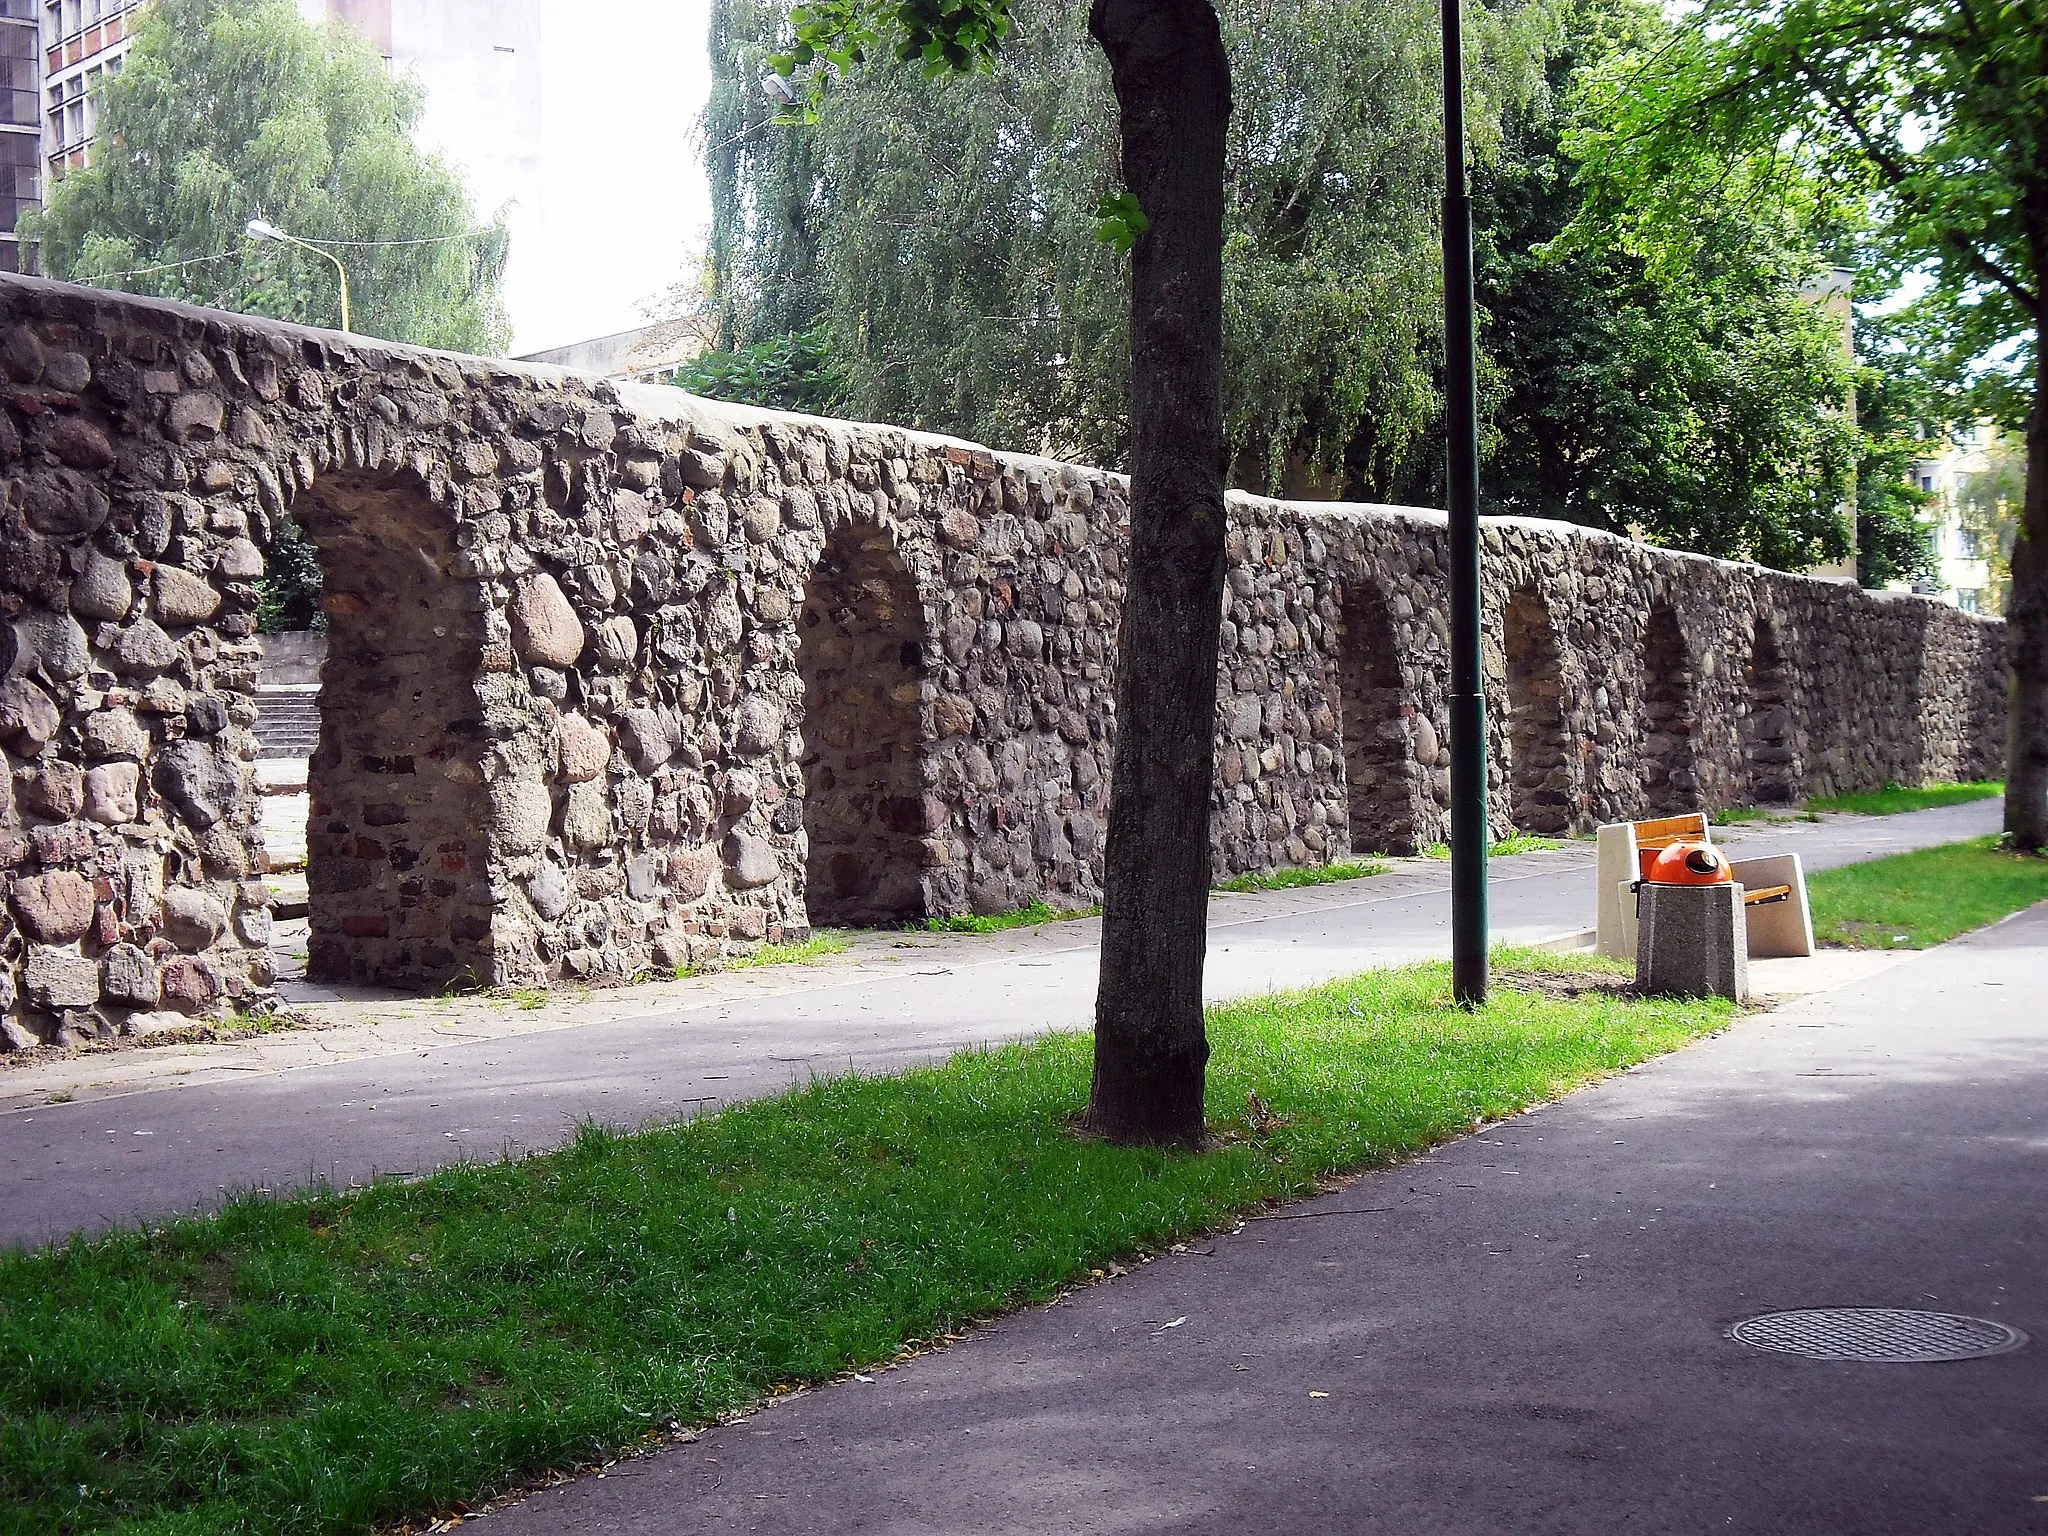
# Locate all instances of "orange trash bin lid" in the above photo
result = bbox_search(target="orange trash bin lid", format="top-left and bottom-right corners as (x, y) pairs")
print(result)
(1645, 840), (1732, 885)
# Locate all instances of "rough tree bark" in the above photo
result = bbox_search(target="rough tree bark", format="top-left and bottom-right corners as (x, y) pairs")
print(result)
(1081, 0), (1233, 1145)
(2004, 235), (2046, 851)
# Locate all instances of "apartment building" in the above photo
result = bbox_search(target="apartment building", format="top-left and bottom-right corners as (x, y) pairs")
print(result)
(0, 0), (43, 273)
(1910, 422), (2014, 614)
(41, 0), (140, 186)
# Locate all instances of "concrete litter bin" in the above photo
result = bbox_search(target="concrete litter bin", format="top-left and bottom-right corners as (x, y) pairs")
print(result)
(1634, 841), (1749, 1001)
(1637, 881), (1749, 1001)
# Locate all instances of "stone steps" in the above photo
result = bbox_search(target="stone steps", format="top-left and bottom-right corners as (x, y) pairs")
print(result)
(255, 688), (320, 758)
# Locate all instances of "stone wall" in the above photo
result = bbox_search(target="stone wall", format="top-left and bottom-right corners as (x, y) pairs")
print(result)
(0, 275), (2008, 1045)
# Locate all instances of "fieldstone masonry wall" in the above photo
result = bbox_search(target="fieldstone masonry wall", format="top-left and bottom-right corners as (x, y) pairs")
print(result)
(0, 275), (2008, 1045)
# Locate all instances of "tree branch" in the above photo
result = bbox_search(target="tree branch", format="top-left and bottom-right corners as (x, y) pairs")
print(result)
(1794, 56), (2040, 316)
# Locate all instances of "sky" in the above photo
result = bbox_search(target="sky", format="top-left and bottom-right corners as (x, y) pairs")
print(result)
(521, 0), (718, 353)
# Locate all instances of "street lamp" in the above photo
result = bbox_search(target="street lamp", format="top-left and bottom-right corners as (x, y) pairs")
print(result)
(245, 217), (351, 334)
(1441, 0), (1489, 1004)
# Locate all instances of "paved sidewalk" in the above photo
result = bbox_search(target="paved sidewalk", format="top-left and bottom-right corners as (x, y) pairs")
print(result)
(480, 897), (2048, 1536)
(0, 800), (1999, 1247)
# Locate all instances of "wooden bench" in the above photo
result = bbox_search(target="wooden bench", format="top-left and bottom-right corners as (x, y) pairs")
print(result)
(1595, 814), (1813, 961)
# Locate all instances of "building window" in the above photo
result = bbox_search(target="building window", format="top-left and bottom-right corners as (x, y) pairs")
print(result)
(0, 128), (38, 231)
(1918, 474), (1935, 494)
(1957, 590), (1982, 615)
(1959, 528), (1981, 560)
(0, 21), (37, 128)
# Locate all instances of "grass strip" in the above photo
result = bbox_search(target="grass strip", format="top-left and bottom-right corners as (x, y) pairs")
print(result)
(1214, 858), (1390, 893)
(1421, 833), (1567, 859)
(0, 949), (1728, 1536)
(1804, 780), (2002, 817)
(1710, 805), (1819, 826)
(921, 901), (1096, 934)
(1807, 834), (2048, 949)
(678, 930), (851, 977)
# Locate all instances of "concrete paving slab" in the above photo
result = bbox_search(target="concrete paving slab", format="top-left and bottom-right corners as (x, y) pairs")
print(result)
(0, 801), (2001, 1248)
(476, 896), (2048, 1536)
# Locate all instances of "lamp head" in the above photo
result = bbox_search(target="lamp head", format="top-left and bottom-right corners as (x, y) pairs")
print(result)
(245, 218), (286, 242)
(761, 73), (798, 106)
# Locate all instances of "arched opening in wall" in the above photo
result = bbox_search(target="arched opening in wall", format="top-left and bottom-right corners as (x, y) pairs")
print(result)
(285, 470), (493, 989)
(1334, 583), (1415, 854)
(797, 526), (931, 926)
(1744, 614), (1796, 803)
(1504, 588), (1571, 835)
(1637, 605), (1700, 816)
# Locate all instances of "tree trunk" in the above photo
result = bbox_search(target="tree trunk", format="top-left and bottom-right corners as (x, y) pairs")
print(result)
(2005, 301), (2047, 850)
(1081, 0), (1232, 1146)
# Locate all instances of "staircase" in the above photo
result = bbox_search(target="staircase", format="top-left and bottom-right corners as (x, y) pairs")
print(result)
(255, 687), (321, 759)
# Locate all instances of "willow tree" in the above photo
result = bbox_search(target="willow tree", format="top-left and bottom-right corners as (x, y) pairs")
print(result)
(28, 0), (508, 353)
(707, 0), (1548, 491)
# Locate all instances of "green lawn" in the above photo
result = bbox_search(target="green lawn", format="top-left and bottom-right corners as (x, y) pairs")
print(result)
(1808, 834), (2048, 949)
(1421, 833), (1567, 859)
(673, 929), (851, 979)
(1804, 780), (2003, 817)
(921, 900), (1096, 934)
(0, 950), (1729, 1536)
(1214, 858), (1390, 893)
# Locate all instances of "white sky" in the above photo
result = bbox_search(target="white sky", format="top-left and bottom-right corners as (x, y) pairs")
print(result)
(519, 0), (718, 353)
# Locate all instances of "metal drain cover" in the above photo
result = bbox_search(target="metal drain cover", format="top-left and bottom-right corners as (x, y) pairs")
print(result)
(1730, 1308), (2027, 1363)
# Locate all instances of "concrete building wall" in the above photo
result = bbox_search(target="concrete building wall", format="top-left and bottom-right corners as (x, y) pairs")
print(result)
(0, 275), (2009, 1047)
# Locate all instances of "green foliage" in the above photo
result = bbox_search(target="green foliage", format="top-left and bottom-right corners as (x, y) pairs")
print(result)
(705, 0), (1547, 478)
(1850, 324), (1939, 588)
(670, 323), (848, 414)
(707, 0), (1907, 572)
(1466, 0), (1862, 569)
(779, 0), (1012, 82)
(254, 516), (325, 635)
(25, 0), (508, 352)
(1955, 434), (2027, 615)
(1809, 834), (2048, 949)
(1569, 0), (2042, 457)
(1421, 833), (1567, 859)
(1092, 191), (1147, 255)
(0, 950), (1724, 1536)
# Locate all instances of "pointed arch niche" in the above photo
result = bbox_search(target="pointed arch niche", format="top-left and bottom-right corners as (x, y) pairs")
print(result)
(1743, 613), (1797, 804)
(797, 523), (933, 925)
(1504, 587), (1571, 835)
(1637, 604), (1701, 816)
(1333, 582), (1417, 854)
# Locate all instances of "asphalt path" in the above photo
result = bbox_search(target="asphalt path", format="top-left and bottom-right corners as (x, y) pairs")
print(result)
(478, 881), (2048, 1536)
(0, 800), (1999, 1248)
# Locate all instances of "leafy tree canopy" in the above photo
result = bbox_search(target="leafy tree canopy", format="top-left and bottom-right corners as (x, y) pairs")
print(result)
(1571, 0), (2041, 442)
(705, 0), (1907, 573)
(705, 0), (1550, 485)
(27, 0), (509, 354)
(1567, 0), (2046, 843)
(1476, 0), (1867, 570)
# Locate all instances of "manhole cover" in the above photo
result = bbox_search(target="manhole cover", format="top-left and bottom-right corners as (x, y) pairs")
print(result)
(1730, 1308), (2027, 1363)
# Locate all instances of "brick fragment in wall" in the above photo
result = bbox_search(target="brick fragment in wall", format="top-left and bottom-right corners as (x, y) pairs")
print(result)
(0, 274), (2008, 1040)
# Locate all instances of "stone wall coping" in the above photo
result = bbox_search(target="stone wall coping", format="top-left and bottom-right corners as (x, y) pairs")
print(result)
(2, 273), (2001, 633)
